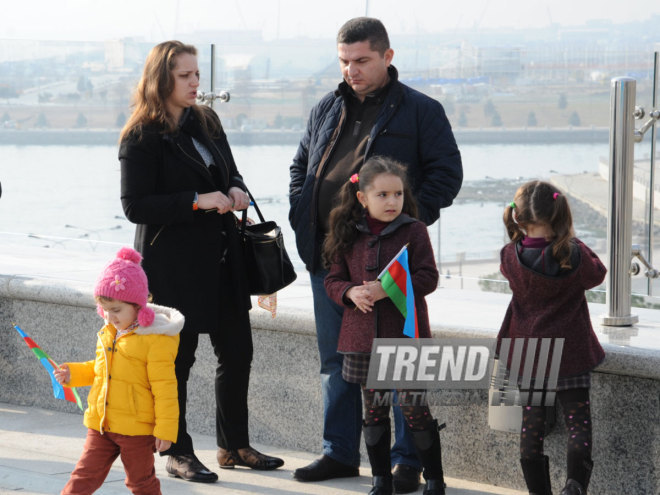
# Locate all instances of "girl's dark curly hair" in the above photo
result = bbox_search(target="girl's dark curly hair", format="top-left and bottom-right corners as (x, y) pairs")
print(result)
(322, 156), (418, 267)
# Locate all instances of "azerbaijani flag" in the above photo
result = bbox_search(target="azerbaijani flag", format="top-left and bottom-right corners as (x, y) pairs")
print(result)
(378, 245), (419, 338)
(12, 324), (83, 410)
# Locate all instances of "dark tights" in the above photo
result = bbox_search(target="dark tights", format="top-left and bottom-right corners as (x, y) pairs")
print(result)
(362, 387), (434, 431)
(521, 388), (592, 480)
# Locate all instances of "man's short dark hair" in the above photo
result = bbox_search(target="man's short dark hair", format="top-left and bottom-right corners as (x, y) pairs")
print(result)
(337, 17), (390, 55)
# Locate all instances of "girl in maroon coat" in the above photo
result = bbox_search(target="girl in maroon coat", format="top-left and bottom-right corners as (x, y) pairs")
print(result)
(323, 156), (444, 495)
(498, 180), (606, 495)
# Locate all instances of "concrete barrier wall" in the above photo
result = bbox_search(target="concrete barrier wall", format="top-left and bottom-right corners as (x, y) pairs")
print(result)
(0, 274), (658, 494)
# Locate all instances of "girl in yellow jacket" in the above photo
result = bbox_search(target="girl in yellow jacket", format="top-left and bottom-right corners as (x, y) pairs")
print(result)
(54, 247), (183, 495)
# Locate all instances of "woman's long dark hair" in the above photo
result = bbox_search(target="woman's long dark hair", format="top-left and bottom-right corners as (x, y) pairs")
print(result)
(119, 40), (220, 142)
(322, 156), (418, 267)
(503, 180), (575, 269)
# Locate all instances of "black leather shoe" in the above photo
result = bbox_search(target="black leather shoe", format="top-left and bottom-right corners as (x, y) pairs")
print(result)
(392, 464), (421, 493)
(166, 454), (218, 483)
(293, 455), (359, 482)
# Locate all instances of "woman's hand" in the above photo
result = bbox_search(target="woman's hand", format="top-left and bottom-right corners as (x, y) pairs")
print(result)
(228, 187), (250, 211)
(53, 364), (70, 385)
(198, 191), (233, 214)
(154, 438), (172, 452)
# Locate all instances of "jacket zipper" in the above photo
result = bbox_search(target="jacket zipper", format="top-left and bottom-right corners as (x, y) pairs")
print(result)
(150, 225), (165, 246)
(364, 101), (397, 161)
(179, 134), (233, 187)
(208, 139), (231, 186)
(176, 142), (214, 180)
(309, 104), (347, 267)
(99, 333), (111, 434)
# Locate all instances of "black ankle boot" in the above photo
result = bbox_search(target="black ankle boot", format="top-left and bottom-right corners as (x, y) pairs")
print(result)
(410, 419), (445, 495)
(520, 456), (552, 495)
(363, 420), (393, 495)
(561, 479), (586, 495)
(561, 455), (592, 495)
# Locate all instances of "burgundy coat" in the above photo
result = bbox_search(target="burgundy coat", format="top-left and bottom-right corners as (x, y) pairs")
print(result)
(497, 238), (606, 377)
(325, 214), (439, 354)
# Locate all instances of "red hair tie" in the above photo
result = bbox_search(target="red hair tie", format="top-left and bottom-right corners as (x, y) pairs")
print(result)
(350, 173), (359, 184)
(553, 192), (560, 200)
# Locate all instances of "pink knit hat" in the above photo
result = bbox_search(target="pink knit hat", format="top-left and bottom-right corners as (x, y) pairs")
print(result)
(94, 247), (155, 327)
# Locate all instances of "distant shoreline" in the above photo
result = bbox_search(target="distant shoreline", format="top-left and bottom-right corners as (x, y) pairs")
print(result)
(0, 127), (609, 146)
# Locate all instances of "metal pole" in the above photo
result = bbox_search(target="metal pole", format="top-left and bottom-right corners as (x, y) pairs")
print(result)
(648, 52), (659, 295)
(436, 212), (442, 284)
(600, 77), (638, 326)
(209, 44), (215, 109)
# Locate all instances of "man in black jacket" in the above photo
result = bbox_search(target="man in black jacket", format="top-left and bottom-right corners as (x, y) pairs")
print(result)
(288, 17), (462, 493)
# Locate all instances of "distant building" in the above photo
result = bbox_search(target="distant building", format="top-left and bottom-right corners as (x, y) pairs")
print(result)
(477, 45), (523, 85)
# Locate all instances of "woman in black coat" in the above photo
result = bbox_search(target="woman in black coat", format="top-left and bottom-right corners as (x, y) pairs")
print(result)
(119, 40), (283, 483)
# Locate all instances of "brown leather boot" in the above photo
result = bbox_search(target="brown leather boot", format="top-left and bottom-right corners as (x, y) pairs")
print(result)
(217, 446), (284, 470)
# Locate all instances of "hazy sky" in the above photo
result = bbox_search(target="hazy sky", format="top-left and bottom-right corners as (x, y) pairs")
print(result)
(2, 0), (660, 41)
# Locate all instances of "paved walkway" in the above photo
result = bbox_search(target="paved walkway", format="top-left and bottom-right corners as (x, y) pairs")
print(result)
(0, 402), (525, 495)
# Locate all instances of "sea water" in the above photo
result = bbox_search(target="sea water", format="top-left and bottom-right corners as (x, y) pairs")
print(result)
(0, 142), (609, 269)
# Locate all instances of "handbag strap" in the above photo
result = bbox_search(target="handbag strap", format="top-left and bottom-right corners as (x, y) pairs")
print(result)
(240, 187), (266, 236)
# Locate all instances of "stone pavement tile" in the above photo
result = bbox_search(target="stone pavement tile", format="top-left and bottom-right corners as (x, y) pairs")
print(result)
(0, 402), (525, 495)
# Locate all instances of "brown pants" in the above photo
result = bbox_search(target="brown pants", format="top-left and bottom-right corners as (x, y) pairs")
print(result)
(61, 428), (160, 495)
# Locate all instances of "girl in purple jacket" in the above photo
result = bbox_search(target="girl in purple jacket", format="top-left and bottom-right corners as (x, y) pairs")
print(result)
(498, 180), (606, 495)
(323, 156), (443, 495)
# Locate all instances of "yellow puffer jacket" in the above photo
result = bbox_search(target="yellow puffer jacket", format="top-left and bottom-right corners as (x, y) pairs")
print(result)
(65, 304), (183, 442)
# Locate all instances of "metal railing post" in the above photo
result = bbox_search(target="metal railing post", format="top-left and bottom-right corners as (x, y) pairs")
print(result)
(600, 77), (639, 326)
(209, 44), (215, 109)
(647, 51), (659, 295)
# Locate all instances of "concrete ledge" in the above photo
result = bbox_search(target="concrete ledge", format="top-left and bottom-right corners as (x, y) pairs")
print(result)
(1, 275), (658, 494)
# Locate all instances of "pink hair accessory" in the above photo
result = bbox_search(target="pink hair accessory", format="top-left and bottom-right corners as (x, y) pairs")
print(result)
(350, 173), (359, 184)
(553, 192), (560, 200)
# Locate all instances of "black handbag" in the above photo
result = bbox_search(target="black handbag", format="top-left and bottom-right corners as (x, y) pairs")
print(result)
(239, 189), (297, 295)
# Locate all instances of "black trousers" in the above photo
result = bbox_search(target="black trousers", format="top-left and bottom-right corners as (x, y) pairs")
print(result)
(166, 306), (254, 454)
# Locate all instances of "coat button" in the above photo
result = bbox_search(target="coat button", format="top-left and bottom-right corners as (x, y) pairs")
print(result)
(107, 347), (111, 351)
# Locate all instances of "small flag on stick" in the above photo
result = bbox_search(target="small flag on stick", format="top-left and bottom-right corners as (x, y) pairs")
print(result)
(12, 324), (83, 410)
(378, 245), (419, 338)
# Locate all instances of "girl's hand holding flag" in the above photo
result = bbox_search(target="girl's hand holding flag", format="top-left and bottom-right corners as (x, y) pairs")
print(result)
(11, 324), (83, 410)
(53, 364), (71, 385)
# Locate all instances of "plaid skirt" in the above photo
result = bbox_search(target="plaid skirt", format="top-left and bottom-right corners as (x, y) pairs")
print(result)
(556, 372), (591, 391)
(342, 353), (371, 384)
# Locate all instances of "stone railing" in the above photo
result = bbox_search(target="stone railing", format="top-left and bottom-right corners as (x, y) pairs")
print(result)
(1, 274), (658, 494)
